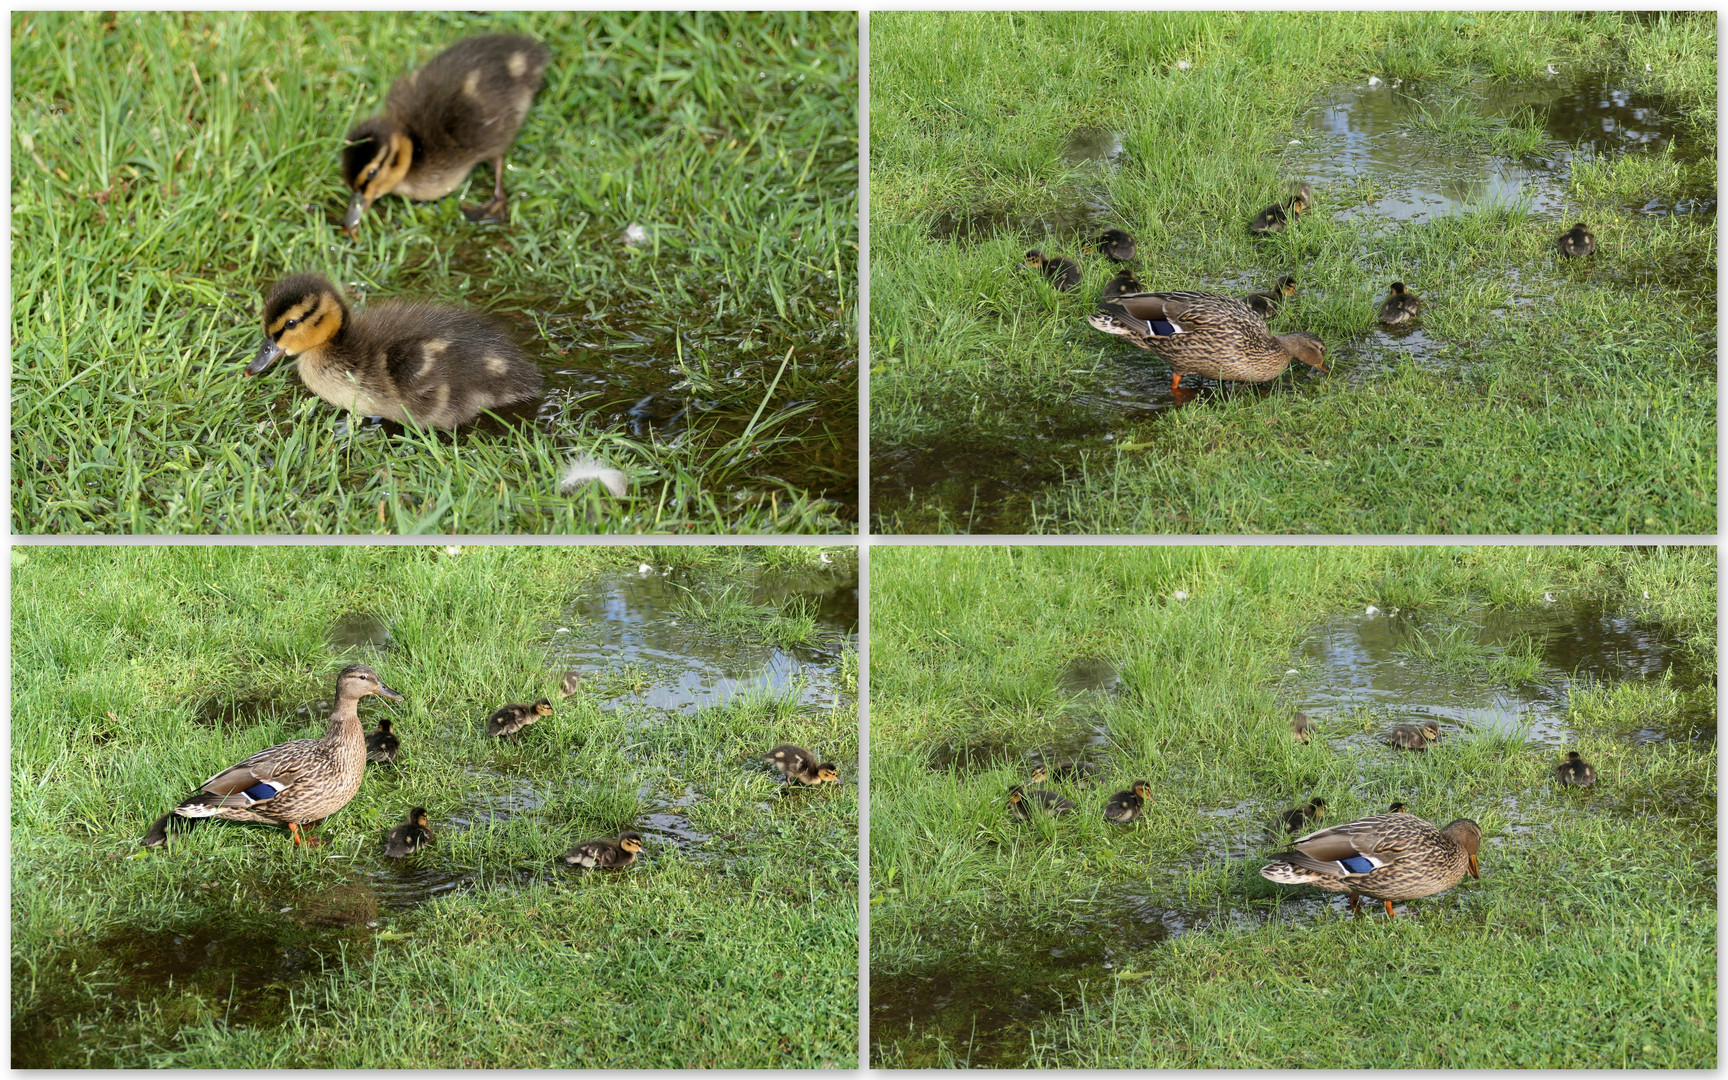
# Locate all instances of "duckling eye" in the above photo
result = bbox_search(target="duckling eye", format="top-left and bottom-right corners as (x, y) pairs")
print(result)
(284, 317), (300, 330)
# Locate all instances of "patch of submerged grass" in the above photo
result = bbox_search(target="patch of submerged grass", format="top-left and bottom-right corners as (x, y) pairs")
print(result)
(1394, 624), (1545, 684)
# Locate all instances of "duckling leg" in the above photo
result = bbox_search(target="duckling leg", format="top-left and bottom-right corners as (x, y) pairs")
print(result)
(462, 157), (510, 223)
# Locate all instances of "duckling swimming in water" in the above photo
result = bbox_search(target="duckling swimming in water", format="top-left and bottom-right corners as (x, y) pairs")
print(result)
(1389, 721), (1440, 750)
(1378, 282), (1422, 325)
(245, 274), (542, 429)
(1007, 784), (1074, 821)
(487, 698), (553, 743)
(1025, 249), (1082, 291)
(562, 831), (644, 868)
(765, 744), (841, 785)
(1103, 780), (1152, 824)
(384, 806), (435, 857)
(1555, 750), (1596, 787)
(342, 34), (550, 234)
(365, 716), (400, 764)
(1556, 222), (1596, 258)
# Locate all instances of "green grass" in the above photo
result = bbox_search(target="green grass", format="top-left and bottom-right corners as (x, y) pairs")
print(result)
(12, 12), (859, 534)
(11, 544), (858, 1067)
(869, 545), (1715, 1067)
(869, 11), (1716, 533)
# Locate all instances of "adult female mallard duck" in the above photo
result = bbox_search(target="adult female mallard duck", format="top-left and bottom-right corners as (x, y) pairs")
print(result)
(1555, 750), (1596, 787)
(342, 34), (550, 234)
(1290, 711), (1315, 744)
(1261, 811), (1482, 917)
(1025, 249), (1082, 291)
(1103, 780), (1152, 824)
(487, 698), (553, 742)
(1096, 229), (1137, 263)
(141, 664), (402, 848)
(1007, 784), (1074, 821)
(245, 274), (543, 429)
(1389, 721), (1440, 750)
(1101, 268), (1144, 303)
(765, 744), (841, 786)
(1378, 281), (1422, 325)
(365, 716), (400, 764)
(384, 806), (435, 858)
(1248, 182), (1311, 233)
(1089, 291), (1328, 392)
(1280, 796), (1327, 834)
(1243, 275), (1298, 319)
(561, 831), (644, 868)
(1556, 222), (1596, 258)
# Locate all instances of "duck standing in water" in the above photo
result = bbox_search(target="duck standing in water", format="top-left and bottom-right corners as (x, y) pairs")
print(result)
(1090, 290), (1327, 392)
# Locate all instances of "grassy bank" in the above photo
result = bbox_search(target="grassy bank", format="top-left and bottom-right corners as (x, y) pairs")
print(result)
(12, 11), (859, 534)
(869, 11), (1715, 533)
(12, 545), (859, 1066)
(869, 545), (1715, 1066)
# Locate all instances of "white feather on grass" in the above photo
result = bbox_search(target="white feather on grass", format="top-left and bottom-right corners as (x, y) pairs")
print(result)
(560, 456), (628, 498)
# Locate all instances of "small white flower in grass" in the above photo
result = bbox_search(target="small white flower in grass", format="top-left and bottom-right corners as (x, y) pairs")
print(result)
(1365, 605), (1380, 616)
(443, 546), (462, 556)
(560, 456), (628, 498)
(1645, 62), (1652, 72)
(624, 222), (648, 246)
(1643, 590), (1651, 599)
(1175, 60), (1191, 70)
(1173, 590), (1188, 601)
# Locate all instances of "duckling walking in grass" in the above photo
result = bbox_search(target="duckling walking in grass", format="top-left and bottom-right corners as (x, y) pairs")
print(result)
(1243, 275), (1297, 319)
(1096, 229), (1137, 263)
(365, 716), (400, 764)
(246, 274), (543, 429)
(562, 831), (644, 868)
(1025, 249), (1082, 291)
(342, 35), (550, 234)
(384, 806), (435, 858)
(487, 698), (553, 743)
(1248, 181), (1311, 233)
(1007, 784), (1074, 821)
(1290, 711), (1315, 744)
(141, 664), (402, 848)
(765, 744), (841, 786)
(1378, 281), (1422, 325)
(1261, 811), (1482, 918)
(1555, 750), (1596, 787)
(1103, 780), (1152, 824)
(1389, 721), (1440, 750)
(1280, 796), (1327, 834)
(1556, 222), (1596, 258)
(1089, 291), (1328, 392)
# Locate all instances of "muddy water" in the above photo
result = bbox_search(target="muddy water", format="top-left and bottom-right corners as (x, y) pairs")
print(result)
(876, 72), (1710, 534)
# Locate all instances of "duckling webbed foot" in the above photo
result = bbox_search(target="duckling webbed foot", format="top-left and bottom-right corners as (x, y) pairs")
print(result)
(461, 158), (510, 223)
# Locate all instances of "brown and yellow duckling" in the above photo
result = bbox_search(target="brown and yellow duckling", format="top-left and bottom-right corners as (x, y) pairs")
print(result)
(1280, 796), (1327, 834)
(342, 34), (550, 234)
(1007, 784), (1075, 821)
(1389, 721), (1441, 751)
(1089, 291), (1327, 392)
(1025, 249), (1082, 291)
(1388, 801), (1409, 813)
(1101, 267), (1144, 303)
(1377, 281), (1422, 325)
(1096, 228), (1137, 263)
(559, 671), (582, 699)
(1555, 750), (1596, 787)
(1291, 711), (1315, 744)
(562, 831), (644, 868)
(245, 274), (543, 429)
(1556, 222), (1596, 258)
(1248, 181), (1311, 233)
(365, 716), (400, 764)
(384, 806), (435, 858)
(1029, 761), (1098, 785)
(1243, 275), (1298, 319)
(1261, 811), (1482, 918)
(487, 698), (553, 743)
(1103, 780), (1153, 824)
(141, 664), (403, 848)
(765, 744), (841, 786)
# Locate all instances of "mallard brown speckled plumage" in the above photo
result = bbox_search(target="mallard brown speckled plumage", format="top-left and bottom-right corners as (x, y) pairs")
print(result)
(562, 831), (644, 868)
(1090, 291), (1328, 392)
(1007, 784), (1074, 821)
(141, 664), (402, 848)
(1261, 812), (1482, 917)
(384, 806), (435, 858)
(1556, 750), (1596, 787)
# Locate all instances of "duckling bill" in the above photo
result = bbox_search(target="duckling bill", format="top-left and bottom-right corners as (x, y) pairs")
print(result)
(246, 274), (542, 429)
(343, 35), (550, 233)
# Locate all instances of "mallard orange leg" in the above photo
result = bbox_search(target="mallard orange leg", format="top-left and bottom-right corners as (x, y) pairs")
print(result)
(1384, 899), (1397, 918)
(288, 822), (326, 848)
(462, 157), (509, 223)
(1170, 371), (1183, 392)
(1346, 894), (1362, 914)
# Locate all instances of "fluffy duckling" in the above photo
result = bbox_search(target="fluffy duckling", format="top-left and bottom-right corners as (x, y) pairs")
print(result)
(1101, 268), (1144, 303)
(1556, 222), (1596, 258)
(1249, 182), (1311, 233)
(1378, 282), (1422, 325)
(562, 831), (644, 869)
(487, 698), (553, 743)
(384, 806), (435, 858)
(1096, 229), (1137, 262)
(1291, 711), (1315, 744)
(342, 35), (550, 234)
(1388, 801), (1409, 813)
(1243, 275), (1298, 319)
(1103, 780), (1152, 824)
(1007, 784), (1075, 821)
(1389, 721), (1441, 751)
(1556, 750), (1596, 787)
(1025, 249), (1082, 291)
(559, 671), (582, 699)
(1281, 796), (1327, 834)
(245, 274), (542, 429)
(365, 716), (400, 764)
(765, 744), (841, 785)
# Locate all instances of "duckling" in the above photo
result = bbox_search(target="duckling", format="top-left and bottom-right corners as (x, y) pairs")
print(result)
(1248, 182), (1311, 233)
(245, 274), (542, 429)
(559, 671), (582, 699)
(384, 806), (435, 858)
(487, 698), (553, 743)
(1096, 229), (1137, 263)
(1243, 275), (1298, 319)
(1378, 281), (1422, 325)
(1007, 784), (1075, 821)
(1025, 249), (1082, 291)
(1555, 750), (1596, 787)
(342, 35), (550, 234)
(1389, 721), (1441, 750)
(1103, 780), (1152, 824)
(1556, 222), (1596, 258)
(1281, 796), (1327, 834)
(365, 716), (400, 764)
(1290, 711), (1314, 744)
(1101, 268), (1144, 303)
(561, 831), (644, 868)
(1388, 801), (1409, 813)
(765, 744), (841, 785)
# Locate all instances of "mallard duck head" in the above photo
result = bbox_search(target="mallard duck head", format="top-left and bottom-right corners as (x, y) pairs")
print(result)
(532, 698), (554, 718)
(1007, 784), (1026, 804)
(248, 275), (350, 376)
(618, 832), (645, 855)
(1024, 249), (1051, 269)
(1307, 796), (1327, 820)
(815, 763), (841, 785)
(1388, 801), (1408, 813)
(1388, 281), (1408, 298)
(336, 663), (403, 702)
(1278, 331), (1328, 372)
(1443, 819), (1482, 878)
(1419, 720), (1440, 742)
(341, 119), (415, 234)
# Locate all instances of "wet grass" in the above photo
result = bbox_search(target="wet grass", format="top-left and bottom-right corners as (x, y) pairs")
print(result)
(869, 545), (1715, 1067)
(11, 544), (858, 1067)
(12, 11), (859, 534)
(869, 11), (1715, 533)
